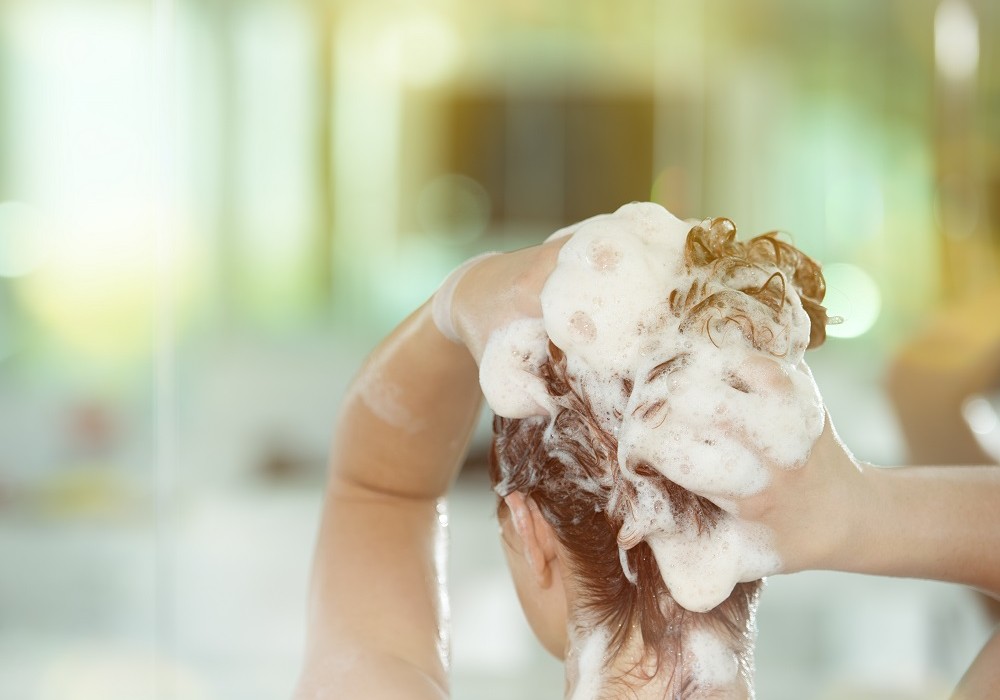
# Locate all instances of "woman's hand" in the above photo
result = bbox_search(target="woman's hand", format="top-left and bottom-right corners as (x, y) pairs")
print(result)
(731, 409), (868, 575)
(653, 348), (1000, 604)
(444, 238), (569, 363)
(710, 388), (1000, 601)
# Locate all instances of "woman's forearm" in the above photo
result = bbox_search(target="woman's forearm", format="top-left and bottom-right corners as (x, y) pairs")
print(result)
(831, 463), (1000, 599)
(748, 417), (1000, 599)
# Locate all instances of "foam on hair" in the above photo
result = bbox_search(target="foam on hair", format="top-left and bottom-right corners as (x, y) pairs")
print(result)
(485, 202), (828, 694)
(491, 349), (763, 697)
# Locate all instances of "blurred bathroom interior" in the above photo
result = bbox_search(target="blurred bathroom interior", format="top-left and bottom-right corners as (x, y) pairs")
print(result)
(0, 0), (998, 698)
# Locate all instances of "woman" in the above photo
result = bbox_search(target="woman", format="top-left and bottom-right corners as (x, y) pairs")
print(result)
(292, 204), (1000, 699)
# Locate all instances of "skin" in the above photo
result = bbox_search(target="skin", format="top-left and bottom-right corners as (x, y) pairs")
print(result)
(497, 492), (568, 658)
(292, 240), (1000, 699)
(291, 304), (479, 700)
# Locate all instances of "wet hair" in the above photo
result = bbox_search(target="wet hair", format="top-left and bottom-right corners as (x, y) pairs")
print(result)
(489, 218), (827, 695)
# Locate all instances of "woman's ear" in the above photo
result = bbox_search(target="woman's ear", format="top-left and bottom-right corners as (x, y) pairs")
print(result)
(503, 491), (559, 587)
(500, 491), (571, 659)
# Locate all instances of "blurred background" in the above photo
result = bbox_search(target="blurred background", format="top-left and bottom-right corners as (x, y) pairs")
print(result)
(1, 0), (998, 698)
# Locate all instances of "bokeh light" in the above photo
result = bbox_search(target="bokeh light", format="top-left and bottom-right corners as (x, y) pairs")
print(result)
(822, 263), (883, 339)
(935, 0), (979, 81)
(12, 208), (191, 363)
(962, 395), (999, 436)
(962, 394), (1000, 463)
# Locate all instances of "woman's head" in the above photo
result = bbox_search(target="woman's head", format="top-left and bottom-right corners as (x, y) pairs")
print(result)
(487, 216), (827, 695)
(490, 346), (763, 694)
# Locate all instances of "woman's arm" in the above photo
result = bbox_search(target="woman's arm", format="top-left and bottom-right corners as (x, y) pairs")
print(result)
(832, 461), (1000, 599)
(734, 414), (1000, 699)
(741, 415), (1000, 599)
(850, 463), (1000, 700)
(293, 241), (567, 699)
(293, 303), (480, 700)
(832, 458), (1000, 700)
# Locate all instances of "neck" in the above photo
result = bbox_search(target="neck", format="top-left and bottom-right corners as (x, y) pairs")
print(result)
(562, 620), (754, 700)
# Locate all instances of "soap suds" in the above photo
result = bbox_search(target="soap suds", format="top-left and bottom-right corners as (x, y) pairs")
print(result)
(479, 318), (553, 418)
(686, 628), (739, 689)
(566, 626), (610, 700)
(480, 202), (824, 613)
(481, 202), (824, 690)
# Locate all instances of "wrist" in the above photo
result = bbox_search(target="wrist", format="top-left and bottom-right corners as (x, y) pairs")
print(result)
(776, 418), (871, 575)
(817, 458), (880, 575)
(431, 251), (500, 344)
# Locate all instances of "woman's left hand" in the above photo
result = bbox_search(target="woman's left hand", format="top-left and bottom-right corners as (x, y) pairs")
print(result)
(444, 238), (569, 363)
